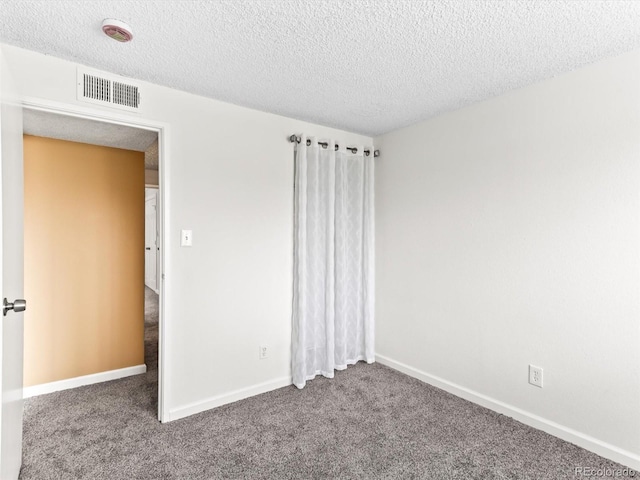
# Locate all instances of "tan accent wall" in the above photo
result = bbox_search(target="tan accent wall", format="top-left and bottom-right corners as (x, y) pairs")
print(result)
(23, 135), (145, 387)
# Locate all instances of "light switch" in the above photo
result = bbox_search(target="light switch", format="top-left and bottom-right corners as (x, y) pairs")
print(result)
(181, 229), (193, 247)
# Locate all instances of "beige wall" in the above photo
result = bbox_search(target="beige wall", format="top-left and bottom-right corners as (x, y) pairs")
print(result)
(23, 135), (145, 386)
(145, 169), (158, 186)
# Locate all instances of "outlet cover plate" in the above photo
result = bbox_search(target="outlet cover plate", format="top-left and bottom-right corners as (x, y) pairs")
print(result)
(259, 345), (268, 360)
(529, 364), (543, 388)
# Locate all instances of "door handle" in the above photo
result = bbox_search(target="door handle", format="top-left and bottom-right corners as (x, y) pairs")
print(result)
(145, 247), (151, 250)
(3, 298), (26, 316)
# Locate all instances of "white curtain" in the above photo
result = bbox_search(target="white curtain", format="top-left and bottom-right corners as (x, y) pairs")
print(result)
(292, 135), (375, 389)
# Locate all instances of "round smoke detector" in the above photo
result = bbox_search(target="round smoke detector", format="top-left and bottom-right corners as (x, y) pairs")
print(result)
(102, 19), (133, 43)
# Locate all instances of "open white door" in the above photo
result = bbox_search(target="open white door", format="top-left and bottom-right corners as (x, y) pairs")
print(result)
(145, 189), (158, 292)
(0, 49), (24, 479)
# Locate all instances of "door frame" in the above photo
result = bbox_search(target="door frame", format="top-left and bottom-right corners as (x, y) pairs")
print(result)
(22, 96), (170, 422)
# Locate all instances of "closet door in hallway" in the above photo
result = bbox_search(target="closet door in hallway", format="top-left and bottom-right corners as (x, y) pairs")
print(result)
(145, 189), (158, 293)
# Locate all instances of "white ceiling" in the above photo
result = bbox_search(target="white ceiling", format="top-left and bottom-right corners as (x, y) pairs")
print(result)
(2, 1), (640, 136)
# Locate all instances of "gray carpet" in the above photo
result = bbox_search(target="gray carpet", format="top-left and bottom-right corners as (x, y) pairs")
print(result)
(20, 293), (634, 479)
(144, 286), (159, 375)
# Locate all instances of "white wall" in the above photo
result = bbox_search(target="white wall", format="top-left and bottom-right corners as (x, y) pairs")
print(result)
(1, 44), (373, 420)
(375, 49), (640, 468)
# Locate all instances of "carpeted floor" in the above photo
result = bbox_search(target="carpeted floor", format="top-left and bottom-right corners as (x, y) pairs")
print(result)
(143, 286), (159, 375)
(20, 291), (634, 479)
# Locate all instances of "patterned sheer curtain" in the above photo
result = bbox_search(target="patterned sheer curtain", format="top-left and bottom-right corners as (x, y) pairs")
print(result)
(292, 135), (375, 389)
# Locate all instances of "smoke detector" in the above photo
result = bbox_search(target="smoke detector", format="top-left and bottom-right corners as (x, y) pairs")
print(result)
(102, 19), (133, 43)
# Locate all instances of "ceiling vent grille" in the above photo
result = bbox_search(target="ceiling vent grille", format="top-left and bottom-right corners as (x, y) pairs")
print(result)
(77, 68), (141, 112)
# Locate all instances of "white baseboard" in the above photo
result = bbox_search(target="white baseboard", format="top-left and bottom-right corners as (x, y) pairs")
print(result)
(23, 364), (147, 398)
(376, 354), (640, 472)
(168, 376), (292, 422)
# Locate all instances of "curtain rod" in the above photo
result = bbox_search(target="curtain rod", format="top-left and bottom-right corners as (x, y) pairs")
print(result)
(289, 135), (380, 158)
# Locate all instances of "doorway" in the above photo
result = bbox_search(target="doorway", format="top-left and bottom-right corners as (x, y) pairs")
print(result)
(144, 184), (160, 382)
(21, 103), (166, 421)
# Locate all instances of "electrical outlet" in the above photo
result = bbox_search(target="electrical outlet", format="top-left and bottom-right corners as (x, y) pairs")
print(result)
(529, 365), (543, 388)
(259, 345), (268, 360)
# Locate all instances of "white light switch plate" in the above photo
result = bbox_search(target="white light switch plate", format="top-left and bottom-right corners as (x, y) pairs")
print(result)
(181, 229), (192, 247)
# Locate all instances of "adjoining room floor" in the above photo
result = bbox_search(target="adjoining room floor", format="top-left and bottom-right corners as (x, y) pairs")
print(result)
(144, 286), (159, 374)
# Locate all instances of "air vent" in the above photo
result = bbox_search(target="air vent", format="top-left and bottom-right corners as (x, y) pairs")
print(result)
(77, 68), (141, 112)
(113, 81), (139, 108)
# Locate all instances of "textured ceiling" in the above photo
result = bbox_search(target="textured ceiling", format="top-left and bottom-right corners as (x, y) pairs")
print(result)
(145, 139), (158, 170)
(2, 1), (640, 136)
(24, 109), (159, 168)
